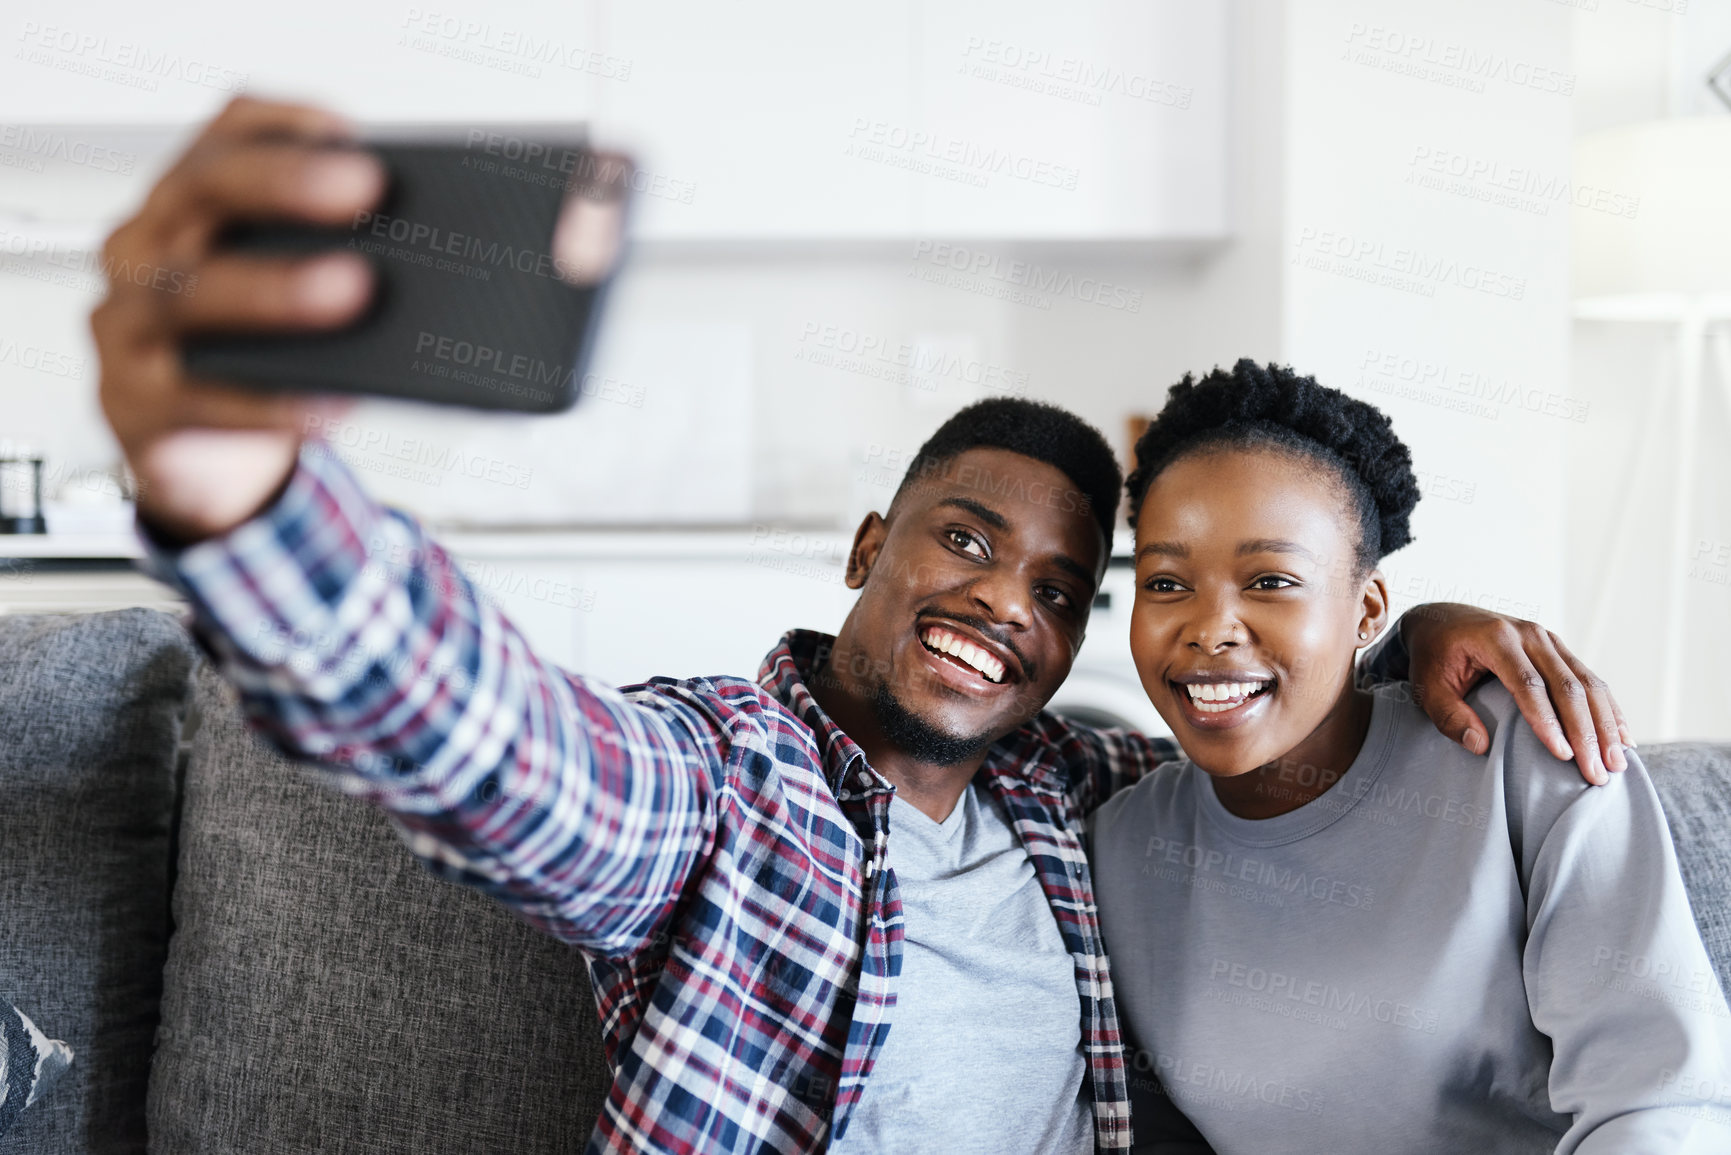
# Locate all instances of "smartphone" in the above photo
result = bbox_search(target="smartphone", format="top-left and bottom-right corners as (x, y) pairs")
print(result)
(182, 127), (632, 414)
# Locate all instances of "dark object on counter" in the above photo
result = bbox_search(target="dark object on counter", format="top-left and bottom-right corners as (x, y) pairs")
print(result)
(0, 453), (46, 534)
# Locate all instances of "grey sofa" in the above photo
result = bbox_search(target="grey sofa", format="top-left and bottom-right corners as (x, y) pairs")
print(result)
(0, 608), (1727, 1153)
(0, 610), (609, 1153)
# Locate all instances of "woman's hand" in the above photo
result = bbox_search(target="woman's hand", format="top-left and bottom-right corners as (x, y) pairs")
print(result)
(91, 95), (384, 546)
(1401, 603), (1631, 786)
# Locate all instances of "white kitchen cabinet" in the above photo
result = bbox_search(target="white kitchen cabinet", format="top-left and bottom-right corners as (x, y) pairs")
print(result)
(4, 1), (1227, 243)
(570, 556), (851, 686)
(0, 540), (850, 691)
(441, 532), (852, 687)
(597, 0), (1228, 241)
(389, 550), (853, 687)
(910, 0), (1230, 239)
(597, 0), (920, 240)
(0, 0), (609, 125)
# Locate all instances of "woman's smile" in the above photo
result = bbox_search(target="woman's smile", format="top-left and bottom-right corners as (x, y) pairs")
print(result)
(1168, 672), (1278, 730)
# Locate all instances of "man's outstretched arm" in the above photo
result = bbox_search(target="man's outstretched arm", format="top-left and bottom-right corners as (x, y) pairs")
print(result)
(98, 96), (722, 957)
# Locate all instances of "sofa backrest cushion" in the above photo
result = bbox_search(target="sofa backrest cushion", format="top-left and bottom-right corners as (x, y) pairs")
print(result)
(1646, 742), (1731, 999)
(0, 609), (197, 1155)
(147, 661), (612, 1154)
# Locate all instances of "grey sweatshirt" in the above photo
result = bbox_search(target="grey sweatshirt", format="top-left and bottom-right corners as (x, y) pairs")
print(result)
(1091, 681), (1731, 1154)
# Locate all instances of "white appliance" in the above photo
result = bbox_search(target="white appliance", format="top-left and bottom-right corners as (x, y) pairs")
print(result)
(1046, 549), (1170, 738)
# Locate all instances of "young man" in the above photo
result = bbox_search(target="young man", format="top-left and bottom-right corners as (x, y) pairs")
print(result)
(92, 97), (1631, 1155)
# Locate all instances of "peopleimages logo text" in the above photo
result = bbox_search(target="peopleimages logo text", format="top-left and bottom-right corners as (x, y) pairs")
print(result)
(1342, 22), (1575, 96)
(415, 331), (559, 386)
(0, 125), (135, 173)
(958, 37), (1193, 109)
(1406, 146), (1639, 219)
(911, 241), (1142, 312)
(848, 119), (1080, 190)
(15, 22), (249, 92)
(350, 211), (584, 282)
(1293, 227), (1526, 301)
(398, 9), (631, 80)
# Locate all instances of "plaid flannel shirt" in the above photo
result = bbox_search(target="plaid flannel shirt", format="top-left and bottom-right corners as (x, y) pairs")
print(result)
(135, 440), (1410, 1154)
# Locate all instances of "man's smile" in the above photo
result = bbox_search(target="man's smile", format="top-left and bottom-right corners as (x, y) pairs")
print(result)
(912, 616), (1025, 695)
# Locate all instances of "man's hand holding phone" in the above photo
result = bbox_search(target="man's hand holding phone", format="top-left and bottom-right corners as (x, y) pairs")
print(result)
(92, 96), (385, 547)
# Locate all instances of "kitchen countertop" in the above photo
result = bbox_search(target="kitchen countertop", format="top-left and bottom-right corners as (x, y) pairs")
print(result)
(0, 533), (145, 560)
(435, 525), (852, 560)
(0, 525), (855, 562)
(0, 523), (1134, 561)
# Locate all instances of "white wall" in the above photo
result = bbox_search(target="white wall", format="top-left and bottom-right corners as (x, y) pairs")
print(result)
(1279, 1), (1574, 645)
(1566, 0), (1731, 741)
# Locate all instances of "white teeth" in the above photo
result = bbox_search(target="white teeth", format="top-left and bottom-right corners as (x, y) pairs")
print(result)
(920, 627), (1005, 684)
(1182, 680), (1271, 711)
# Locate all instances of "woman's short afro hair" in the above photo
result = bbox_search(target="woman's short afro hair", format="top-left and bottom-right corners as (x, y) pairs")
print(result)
(1125, 358), (1420, 574)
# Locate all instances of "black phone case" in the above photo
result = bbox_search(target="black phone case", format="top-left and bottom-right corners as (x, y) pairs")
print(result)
(182, 139), (615, 414)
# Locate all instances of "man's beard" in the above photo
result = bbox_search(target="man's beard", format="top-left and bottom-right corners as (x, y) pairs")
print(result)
(870, 681), (997, 767)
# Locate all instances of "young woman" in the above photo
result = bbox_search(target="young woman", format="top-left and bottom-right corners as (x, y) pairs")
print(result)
(1090, 360), (1731, 1153)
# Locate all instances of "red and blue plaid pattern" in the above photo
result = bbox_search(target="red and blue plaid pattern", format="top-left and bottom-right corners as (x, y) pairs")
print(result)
(135, 440), (1409, 1154)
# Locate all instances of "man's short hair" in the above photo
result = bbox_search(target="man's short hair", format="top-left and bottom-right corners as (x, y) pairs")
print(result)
(891, 398), (1122, 543)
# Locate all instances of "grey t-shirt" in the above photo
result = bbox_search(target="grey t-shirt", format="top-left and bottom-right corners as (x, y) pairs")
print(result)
(1091, 681), (1731, 1155)
(831, 781), (1093, 1155)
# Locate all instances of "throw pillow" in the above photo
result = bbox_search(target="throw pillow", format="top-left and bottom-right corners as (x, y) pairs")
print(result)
(0, 997), (73, 1136)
